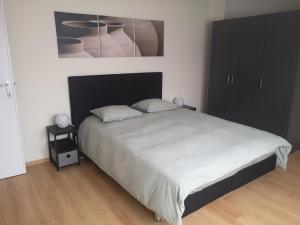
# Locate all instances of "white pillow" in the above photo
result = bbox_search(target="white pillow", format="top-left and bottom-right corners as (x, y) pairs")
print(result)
(132, 98), (176, 113)
(90, 105), (143, 123)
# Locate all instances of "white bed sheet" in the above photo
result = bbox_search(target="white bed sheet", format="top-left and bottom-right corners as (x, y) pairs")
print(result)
(78, 109), (291, 225)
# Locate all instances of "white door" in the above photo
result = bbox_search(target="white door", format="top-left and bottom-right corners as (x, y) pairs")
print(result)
(0, 0), (26, 179)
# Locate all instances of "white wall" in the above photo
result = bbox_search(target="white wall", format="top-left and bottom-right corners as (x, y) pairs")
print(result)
(3, 0), (225, 162)
(225, 0), (300, 18)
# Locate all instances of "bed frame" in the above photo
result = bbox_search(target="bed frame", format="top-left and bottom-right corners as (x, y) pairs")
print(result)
(68, 72), (277, 219)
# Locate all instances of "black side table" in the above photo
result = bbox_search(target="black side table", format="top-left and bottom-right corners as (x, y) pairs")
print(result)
(46, 125), (80, 171)
(182, 105), (197, 111)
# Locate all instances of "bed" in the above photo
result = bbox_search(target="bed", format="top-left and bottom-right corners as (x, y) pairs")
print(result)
(68, 72), (291, 225)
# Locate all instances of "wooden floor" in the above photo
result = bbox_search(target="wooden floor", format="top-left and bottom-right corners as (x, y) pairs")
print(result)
(1, 152), (300, 225)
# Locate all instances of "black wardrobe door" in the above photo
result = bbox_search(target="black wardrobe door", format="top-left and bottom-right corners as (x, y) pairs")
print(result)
(233, 53), (260, 126)
(211, 19), (238, 52)
(264, 11), (299, 52)
(212, 16), (266, 53)
(254, 11), (299, 136)
(208, 20), (237, 119)
(255, 53), (295, 135)
(207, 52), (236, 119)
(208, 16), (265, 122)
(229, 17), (265, 125)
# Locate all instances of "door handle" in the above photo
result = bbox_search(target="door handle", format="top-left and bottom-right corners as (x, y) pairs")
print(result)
(0, 82), (9, 87)
(259, 76), (263, 89)
(0, 80), (12, 98)
(231, 75), (234, 86)
(227, 75), (230, 86)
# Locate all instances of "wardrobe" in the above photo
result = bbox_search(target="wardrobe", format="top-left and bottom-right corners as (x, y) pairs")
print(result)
(207, 10), (300, 150)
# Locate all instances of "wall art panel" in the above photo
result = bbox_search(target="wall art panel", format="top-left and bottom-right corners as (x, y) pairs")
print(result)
(54, 11), (164, 57)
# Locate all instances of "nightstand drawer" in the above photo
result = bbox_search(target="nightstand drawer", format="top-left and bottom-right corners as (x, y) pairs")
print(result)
(51, 149), (78, 167)
(59, 150), (78, 167)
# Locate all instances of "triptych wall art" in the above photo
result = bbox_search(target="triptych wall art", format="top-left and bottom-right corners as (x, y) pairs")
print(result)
(54, 11), (164, 58)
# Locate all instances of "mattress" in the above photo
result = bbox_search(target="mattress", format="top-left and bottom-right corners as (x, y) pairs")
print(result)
(78, 108), (291, 225)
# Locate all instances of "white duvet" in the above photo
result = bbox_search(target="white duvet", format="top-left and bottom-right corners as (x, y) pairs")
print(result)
(78, 109), (291, 225)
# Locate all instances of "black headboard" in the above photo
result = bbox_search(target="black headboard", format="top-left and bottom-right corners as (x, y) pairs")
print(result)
(68, 72), (162, 127)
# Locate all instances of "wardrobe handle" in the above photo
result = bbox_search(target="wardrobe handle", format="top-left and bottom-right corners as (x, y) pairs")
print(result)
(259, 76), (263, 89)
(231, 75), (234, 86)
(227, 75), (230, 86)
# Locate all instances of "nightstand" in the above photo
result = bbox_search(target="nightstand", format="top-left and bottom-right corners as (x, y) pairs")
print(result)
(182, 105), (196, 111)
(46, 125), (80, 171)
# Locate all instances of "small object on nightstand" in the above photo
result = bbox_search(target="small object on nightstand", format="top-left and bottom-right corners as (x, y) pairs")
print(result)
(54, 113), (70, 128)
(173, 96), (184, 107)
(46, 125), (80, 171)
(182, 105), (196, 111)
